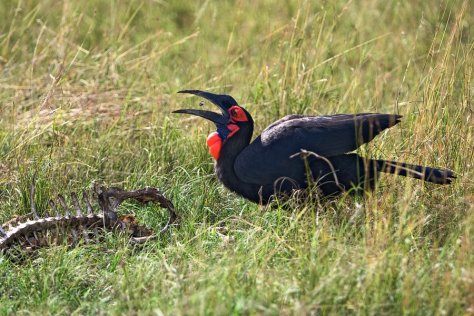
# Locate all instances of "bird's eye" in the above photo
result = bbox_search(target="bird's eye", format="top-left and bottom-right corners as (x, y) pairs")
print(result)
(228, 106), (248, 122)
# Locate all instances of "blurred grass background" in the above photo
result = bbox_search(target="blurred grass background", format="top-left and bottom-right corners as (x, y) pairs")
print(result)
(0, 0), (472, 314)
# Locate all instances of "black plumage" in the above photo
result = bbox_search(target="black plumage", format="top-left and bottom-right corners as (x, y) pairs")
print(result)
(174, 90), (455, 204)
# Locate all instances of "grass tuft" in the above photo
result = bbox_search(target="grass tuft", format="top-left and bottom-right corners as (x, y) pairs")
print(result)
(0, 0), (473, 314)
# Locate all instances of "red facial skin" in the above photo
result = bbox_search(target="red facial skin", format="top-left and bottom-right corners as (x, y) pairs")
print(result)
(228, 105), (248, 122)
(207, 132), (222, 160)
(206, 105), (249, 160)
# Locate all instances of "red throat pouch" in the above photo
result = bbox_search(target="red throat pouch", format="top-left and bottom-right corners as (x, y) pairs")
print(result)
(206, 132), (223, 160)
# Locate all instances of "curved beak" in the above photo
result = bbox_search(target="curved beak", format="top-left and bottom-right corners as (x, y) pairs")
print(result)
(173, 90), (237, 125)
(172, 108), (228, 125)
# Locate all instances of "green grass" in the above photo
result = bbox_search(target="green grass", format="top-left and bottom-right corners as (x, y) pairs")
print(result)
(0, 0), (473, 314)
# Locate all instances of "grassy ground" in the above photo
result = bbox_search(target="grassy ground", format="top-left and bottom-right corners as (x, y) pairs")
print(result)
(0, 0), (473, 314)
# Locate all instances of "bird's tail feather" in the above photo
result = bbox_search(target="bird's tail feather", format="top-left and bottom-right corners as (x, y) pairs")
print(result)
(374, 159), (455, 184)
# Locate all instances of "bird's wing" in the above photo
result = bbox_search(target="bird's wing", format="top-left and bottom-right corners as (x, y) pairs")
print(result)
(234, 113), (401, 184)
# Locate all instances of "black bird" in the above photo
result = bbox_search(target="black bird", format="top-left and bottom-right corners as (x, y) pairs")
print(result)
(174, 90), (455, 204)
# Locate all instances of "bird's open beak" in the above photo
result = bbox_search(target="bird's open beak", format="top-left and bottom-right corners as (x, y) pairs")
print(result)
(172, 108), (228, 125)
(172, 90), (234, 125)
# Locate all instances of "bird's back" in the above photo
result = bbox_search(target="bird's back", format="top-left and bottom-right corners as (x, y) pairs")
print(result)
(234, 113), (402, 185)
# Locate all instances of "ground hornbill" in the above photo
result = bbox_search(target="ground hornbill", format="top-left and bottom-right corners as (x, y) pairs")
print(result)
(174, 90), (455, 204)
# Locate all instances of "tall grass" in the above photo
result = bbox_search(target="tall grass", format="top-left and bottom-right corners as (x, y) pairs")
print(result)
(0, 0), (472, 314)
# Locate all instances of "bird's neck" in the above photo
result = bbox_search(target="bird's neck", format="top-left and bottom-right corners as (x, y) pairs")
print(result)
(215, 125), (262, 203)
